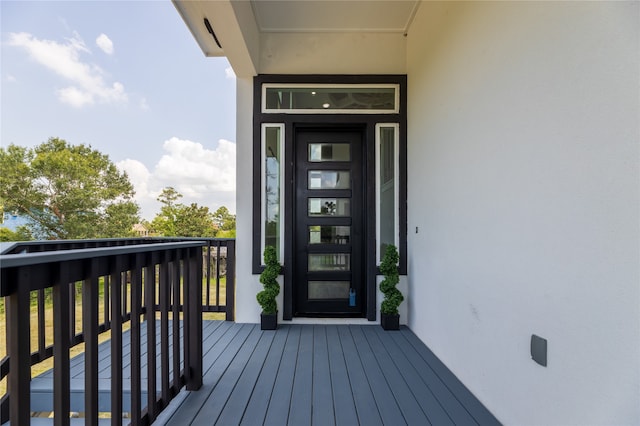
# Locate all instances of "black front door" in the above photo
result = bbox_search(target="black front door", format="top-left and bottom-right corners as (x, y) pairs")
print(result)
(294, 128), (364, 316)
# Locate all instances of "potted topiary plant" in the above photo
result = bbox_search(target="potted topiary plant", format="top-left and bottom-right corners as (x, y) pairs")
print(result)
(379, 244), (403, 330)
(257, 246), (280, 330)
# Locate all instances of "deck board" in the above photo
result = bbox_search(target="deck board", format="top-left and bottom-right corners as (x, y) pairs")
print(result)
(288, 325), (314, 426)
(216, 329), (273, 425)
(311, 325), (334, 426)
(164, 323), (253, 425)
(190, 325), (263, 424)
(29, 322), (500, 425)
(349, 325), (405, 425)
(399, 328), (501, 426)
(263, 325), (300, 426)
(240, 328), (288, 426)
(361, 326), (430, 425)
(326, 326), (359, 426)
(337, 325), (383, 426)
(389, 329), (476, 425)
(372, 327), (453, 425)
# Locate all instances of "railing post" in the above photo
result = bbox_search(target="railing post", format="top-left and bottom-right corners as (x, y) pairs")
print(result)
(225, 240), (236, 321)
(8, 266), (31, 425)
(110, 256), (123, 425)
(172, 256), (180, 389)
(159, 253), (170, 406)
(214, 240), (221, 310)
(186, 246), (202, 390)
(130, 252), (143, 425)
(83, 258), (100, 426)
(205, 242), (211, 311)
(53, 262), (71, 426)
(146, 252), (158, 421)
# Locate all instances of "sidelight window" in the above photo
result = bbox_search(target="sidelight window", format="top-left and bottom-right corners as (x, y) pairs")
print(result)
(261, 124), (285, 263)
(376, 124), (399, 265)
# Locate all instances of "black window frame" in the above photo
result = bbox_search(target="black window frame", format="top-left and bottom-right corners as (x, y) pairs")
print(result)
(252, 74), (407, 321)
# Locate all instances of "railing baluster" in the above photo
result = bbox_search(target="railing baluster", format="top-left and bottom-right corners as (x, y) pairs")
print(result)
(53, 262), (71, 426)
(146, 254), (158, 421)
(110, 257), (123, 425)
(8, 266), (31, 425)
(160, 253), (170, 405)
(226, 240), (236, 321)
(186, 246), (203, 390)
(205, 242), (211, 310)
(130, 253), (143, 425)
(38, 288), (46, 357)
(172, 256), (181, 390)
(69, 281), (76, 343)
(215, 240), (221, 310)
(83, 258), (100, 426)
(183, 249), (190, 390)
(103, 273), (110, 327)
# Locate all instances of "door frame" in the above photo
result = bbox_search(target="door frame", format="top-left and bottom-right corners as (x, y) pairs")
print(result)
(252, 74), (408, 321)
(293, 126), (366, 317)
(287, 122), (377, 320)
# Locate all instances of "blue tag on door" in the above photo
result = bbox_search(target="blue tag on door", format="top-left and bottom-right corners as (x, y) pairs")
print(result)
(349, 289), (356, 307)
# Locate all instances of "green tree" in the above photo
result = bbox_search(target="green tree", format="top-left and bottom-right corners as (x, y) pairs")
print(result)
(174, 203), (217, 237)
(212, 206), (236, 231)
(0, 138), (140, 239)
(98, 201), (140, 238)
(157, 186), (182, 207)
(0, 226), (33, 242)
(150, 187), (183, 236)
(150, 187), (217, 237)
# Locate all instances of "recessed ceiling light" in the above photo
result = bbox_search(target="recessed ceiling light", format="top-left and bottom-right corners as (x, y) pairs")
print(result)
(311, 91), (316, 95)
(322, 103), (330, 108)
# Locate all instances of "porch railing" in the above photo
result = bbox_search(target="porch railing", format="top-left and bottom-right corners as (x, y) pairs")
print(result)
(0, 238), (236, 425)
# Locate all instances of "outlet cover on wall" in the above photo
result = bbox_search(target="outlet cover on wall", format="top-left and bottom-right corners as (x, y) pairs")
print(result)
(531, 334), (547, 367)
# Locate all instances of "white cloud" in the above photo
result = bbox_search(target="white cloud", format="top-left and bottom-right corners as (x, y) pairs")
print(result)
(8, 31), (128, 107)
(6, 75), (17, 82)
(224, 66), (236, 80)
(95, 33), (114, 55)
(117, 137), (236, 220)
(56, 86), (94, 108)
(139, 97), (150, 111)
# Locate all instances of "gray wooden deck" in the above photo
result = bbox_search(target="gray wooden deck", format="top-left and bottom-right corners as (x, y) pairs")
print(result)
(29, 321), (499, 425)
(158, 322), (499, 426)
(30, 321), (185, 414)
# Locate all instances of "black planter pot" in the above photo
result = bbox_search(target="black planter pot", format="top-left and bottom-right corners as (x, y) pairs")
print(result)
(260, 312), (277, 330)
(380, 313), (400, 330)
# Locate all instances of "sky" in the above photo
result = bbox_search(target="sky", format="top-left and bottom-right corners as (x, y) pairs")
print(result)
(1, 0), (237, 220)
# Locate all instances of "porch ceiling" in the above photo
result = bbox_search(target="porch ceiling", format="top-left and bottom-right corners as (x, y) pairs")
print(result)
(173, 0), (419, 76)
(251, 0), (420, 33)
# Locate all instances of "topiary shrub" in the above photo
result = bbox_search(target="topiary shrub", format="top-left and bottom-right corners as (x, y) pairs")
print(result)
(257, 246), (280, 314)
(379, 244), (403, 315)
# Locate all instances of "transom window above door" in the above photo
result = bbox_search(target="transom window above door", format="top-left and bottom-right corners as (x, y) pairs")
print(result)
(262, 84), (399, 114)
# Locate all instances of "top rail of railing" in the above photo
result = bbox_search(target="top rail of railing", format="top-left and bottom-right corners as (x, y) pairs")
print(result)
(0, 236), (236, 255)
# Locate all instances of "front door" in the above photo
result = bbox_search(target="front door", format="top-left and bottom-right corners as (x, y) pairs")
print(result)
(294, 128), (364, 316)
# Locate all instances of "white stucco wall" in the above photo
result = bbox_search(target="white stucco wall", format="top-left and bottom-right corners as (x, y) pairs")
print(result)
(406, 2), (639, 425)
(260, 32), (406, 74)
(234, 76), (264, 323)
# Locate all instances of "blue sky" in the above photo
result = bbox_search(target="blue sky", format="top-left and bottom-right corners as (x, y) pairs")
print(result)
(1, 1), (236, 220)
